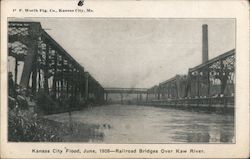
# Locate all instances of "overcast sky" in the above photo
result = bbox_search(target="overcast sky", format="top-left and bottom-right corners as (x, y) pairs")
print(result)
(14, 18), (235, 88)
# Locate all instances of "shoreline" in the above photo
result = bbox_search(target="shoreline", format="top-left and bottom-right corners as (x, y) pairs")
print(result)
(8, 109), (104, 142)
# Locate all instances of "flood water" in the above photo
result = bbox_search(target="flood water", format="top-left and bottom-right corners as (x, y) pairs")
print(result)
(45, 104), (234, 143)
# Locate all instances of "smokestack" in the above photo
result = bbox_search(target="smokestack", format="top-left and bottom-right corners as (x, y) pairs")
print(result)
(202, 24), (208, 63)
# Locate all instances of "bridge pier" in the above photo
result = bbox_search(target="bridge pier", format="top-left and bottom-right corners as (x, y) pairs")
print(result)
(105, 92), (108, 102)
(136, 93), (138, 104)
(120, 93), (123, 104)
(84, 72), (89, 101)
(19, 23), (41, 89)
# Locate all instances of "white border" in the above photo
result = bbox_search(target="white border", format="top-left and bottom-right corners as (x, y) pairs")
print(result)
(1, 0), (249, 158)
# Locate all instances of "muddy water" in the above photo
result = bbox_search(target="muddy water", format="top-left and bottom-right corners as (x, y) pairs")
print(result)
(45, 104), (234, 143)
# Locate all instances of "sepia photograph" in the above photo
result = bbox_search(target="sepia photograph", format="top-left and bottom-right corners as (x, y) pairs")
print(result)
(1, 0), (249, 158)
(7, 18), (235, 143)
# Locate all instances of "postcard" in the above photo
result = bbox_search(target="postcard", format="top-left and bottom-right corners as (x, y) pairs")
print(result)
(1, 0), (249, 158)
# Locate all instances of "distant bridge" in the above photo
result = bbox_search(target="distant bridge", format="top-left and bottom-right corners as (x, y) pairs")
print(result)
(104, 87), (148, 103)
(104, 87), (148, 94)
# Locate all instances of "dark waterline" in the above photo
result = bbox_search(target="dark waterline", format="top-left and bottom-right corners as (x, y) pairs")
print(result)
(45, 104), (234, 143)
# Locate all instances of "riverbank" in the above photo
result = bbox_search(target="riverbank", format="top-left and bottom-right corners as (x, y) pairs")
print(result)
(8, 108), (103, 142)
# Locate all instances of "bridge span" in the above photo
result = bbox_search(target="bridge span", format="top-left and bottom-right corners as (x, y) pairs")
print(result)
(104, 87), (148, 104)
(8, 21), (235, 114)
(8, 21), (104, 114)
(104, 87), (148, 94)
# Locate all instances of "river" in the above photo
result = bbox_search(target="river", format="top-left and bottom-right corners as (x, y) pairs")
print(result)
(45, 104), (234, 143)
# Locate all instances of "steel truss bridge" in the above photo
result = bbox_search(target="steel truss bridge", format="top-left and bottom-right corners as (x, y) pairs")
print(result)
(104, 87), (148, 104)
(8, 21), (235, 114)
(104, 88), (147, 94)
(8, 22), (104, 113)
(146, 49), (235, 111)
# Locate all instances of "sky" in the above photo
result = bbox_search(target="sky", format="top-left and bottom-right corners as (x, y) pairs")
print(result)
(12, 18), (235, 88)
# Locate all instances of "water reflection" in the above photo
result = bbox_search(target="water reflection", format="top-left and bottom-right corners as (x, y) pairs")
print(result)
(57, 120), (105, 142)
(45, 104), (234, 143)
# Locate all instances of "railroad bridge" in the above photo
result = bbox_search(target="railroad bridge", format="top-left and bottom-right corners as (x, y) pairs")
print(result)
(146, 49), (235, 111)
(104, 87), (147, 104)
(8, 22), (104, 113)
(8, 21), (235, 114)
(146, 25), (235, 112)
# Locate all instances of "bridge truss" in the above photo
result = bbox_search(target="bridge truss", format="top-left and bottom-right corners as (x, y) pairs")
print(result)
(147, 49), (235, 110)
(8, 21), (104, 113)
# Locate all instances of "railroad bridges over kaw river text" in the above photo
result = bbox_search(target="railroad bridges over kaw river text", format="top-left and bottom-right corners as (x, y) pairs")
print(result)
(8, 22), (235, 114)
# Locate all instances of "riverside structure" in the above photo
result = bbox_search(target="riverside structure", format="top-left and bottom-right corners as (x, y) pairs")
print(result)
(8, 22), (235, 114)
